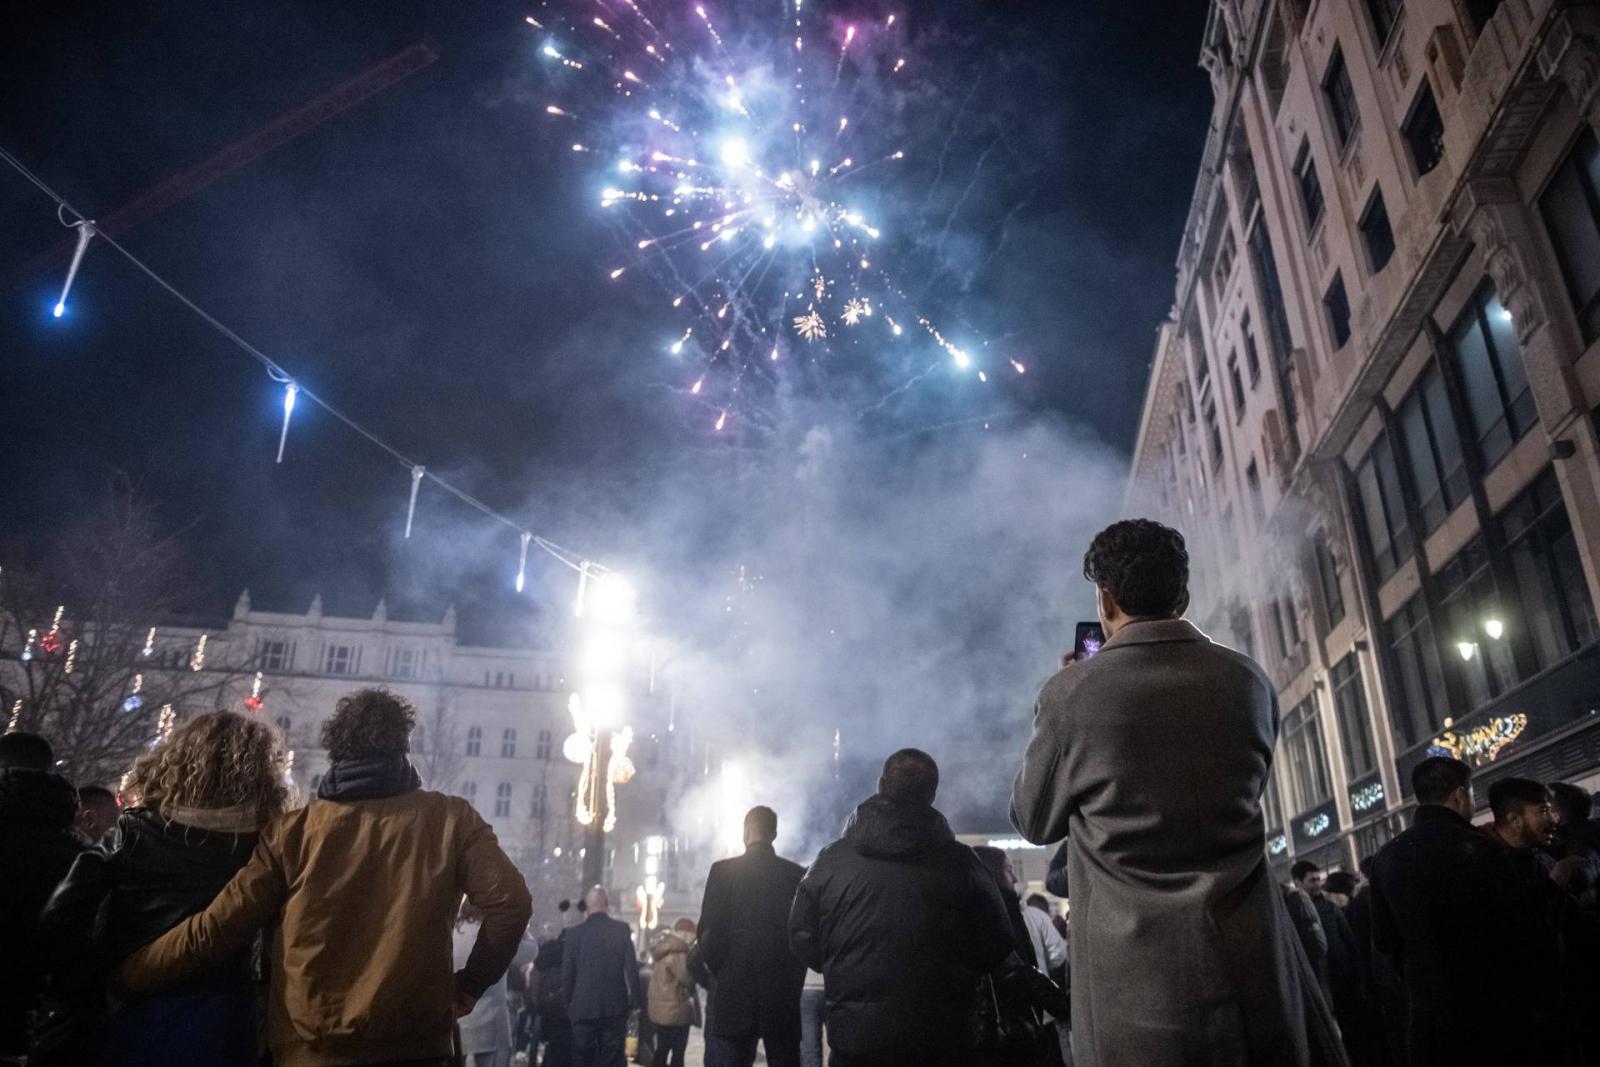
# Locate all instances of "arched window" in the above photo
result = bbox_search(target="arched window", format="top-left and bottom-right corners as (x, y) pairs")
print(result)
(536, 729), (553, 761)
(501, 728), (517, 758)
(494, 782), (512, 817)
(465, 726), (481, 756)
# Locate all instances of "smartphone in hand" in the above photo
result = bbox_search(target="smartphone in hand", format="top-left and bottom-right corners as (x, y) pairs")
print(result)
(1073, 621), (1106, 660)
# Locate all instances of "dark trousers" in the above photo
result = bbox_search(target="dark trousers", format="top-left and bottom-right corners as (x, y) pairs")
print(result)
(706, 1031), (800, 1067)
(571, 1016), (627, 1067)
(649, 1023), (689, 1067)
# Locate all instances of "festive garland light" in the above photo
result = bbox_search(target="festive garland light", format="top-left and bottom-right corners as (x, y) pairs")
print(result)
(6, 700), (20, 733)
(142, 627), (157, 658)
(189, 634), (207, 672)
(150, 704), (175, 748)
(122, 674), (145, 713)
(244, 671), (265, 711)
(63, 638), (78, 674)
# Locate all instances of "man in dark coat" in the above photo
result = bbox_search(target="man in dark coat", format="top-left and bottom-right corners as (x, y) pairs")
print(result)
(698, 805), (806, 1067)
(0, 732), (88, 1059)
(1010, 519), (1344, 1067)
(562, 886), (643, 1067)
(1370, 756), (1548, 1066)
(1294, 861), (1368, 1065)
(789, 748), (1014, 1067)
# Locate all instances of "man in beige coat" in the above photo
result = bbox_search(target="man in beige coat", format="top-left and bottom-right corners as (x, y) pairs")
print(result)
(1010, 520), (1345, 1067)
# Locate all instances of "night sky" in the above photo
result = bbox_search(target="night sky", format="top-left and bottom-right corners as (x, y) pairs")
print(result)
(0, 1), (1211, 635)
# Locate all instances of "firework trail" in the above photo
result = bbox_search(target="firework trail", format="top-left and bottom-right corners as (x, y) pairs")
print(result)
(531, 1), (1024, 434)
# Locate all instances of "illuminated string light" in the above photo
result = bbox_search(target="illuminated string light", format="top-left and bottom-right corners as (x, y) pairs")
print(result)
(190, 634), (207, 672)
(53, 219), (95, 318)
(276, 381), (298, 464)
(244, 671), (264, 711)
(121, 674), (145, 714)
(405, 465), (425, 539)
(7, 700), (21, 733)
(63, 639), (78, 675)
(142, 627), (156, 658)
(20, 629), (36, 663)
(516, 531), (532, 593)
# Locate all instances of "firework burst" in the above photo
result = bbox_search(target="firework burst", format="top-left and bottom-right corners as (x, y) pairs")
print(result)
(534, 0), (1020, 433)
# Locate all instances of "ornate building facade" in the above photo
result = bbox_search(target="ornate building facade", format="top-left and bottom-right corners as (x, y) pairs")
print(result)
(1129, 0), (1600, 873)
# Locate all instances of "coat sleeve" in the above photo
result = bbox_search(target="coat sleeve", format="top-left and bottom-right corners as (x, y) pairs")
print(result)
(787, 867), (824, 972)
(562, 929), (580, 1008)
(1044, 840), (1070, 898)
(118, 828), (287, 994)
(454, 802), (534, 1000)
(698, 862), (731, 974)
(1010, 680), (1072, 845)
(1369, 867), (1403, 974)
(38, 849), (113, 967)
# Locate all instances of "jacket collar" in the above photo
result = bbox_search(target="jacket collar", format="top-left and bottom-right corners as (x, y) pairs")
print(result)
(1413, 803), (1474, 830)
(1101, 618), (1207, 651)
(316, 755), (421, 802)
(744, 840), (775, 858)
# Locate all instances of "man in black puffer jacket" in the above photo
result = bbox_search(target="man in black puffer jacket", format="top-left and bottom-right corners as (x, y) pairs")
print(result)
(789, 749), (1013, 1067)
(0, 732), (88, 1059)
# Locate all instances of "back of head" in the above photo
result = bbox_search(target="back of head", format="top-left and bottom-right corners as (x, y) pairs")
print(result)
(972, 845), (1007, 885)
(744, 805), (778, 845)
(1025, 893), (1049, 911)
(1549, 781), (1594, 825)
(585, 885), (610, 915)
(1489, 777), (1549, 824)
(1357, 855), (1376, 880)
(1324, 871), (1358, 897)
(0, 731), (54, 771)
(1082, 519), (1189, 618)
(125, 710), (290, 824)
(673, 917), (697, 937)
(320, 688), (416, 762)
(879, 748), (938, 807)
(1412, 755), (1471, 806)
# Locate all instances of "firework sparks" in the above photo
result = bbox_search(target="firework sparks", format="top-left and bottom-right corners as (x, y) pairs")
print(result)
(535, 0), (1011, 426)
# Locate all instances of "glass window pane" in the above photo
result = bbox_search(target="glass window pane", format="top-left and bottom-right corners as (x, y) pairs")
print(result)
(1453, 300), (1508, 459)
(1399, 390), (1444, 531)
(1541, 163), (1600, 321)
(1358, 458), (1394, 579)
(1511, 536), (1568, 669)
(1421, 370), (1468, 508)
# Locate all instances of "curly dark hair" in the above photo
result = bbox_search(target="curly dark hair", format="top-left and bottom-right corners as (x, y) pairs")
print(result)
(1083, 519), (1189, 618)
(320, 688), (416, 761)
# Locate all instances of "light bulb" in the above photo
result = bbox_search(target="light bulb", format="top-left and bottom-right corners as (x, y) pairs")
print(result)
(1458, 641), (1476, 661)
(1484, 618), (1504, 640)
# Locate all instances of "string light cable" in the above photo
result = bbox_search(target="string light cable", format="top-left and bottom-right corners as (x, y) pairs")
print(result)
(0, 142), (609, 583)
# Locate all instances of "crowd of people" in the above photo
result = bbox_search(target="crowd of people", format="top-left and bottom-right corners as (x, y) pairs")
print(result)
(2, 518), (1598, 1067)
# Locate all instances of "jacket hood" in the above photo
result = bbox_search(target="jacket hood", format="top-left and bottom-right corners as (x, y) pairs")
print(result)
(316, 755), (421, 802)
(650, 931), (690, 961)
(0, 766), (79, 830)
(119, 807), (259, 857)
(843, 794), (955, 860)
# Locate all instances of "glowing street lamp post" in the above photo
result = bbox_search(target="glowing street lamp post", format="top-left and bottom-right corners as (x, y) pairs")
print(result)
(565, 569), (637, 892)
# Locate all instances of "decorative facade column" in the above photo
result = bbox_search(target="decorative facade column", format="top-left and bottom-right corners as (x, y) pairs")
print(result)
(1453, 175), (1600, 613)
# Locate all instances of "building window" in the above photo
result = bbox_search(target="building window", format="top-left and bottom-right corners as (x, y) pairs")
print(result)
(324, 644), (355, 675)
(536, 729), (553, 761)
(1435, 536), (1517, 712)
(1245, 460), (1265, 525)
(1365, 0), (1402, 45)
(1323, 46), (1360, 149)
(1447, 280), (1533, 468)
(1248, 218), (1298, 430)
(1402, 82), (1445, 177)
(1500, 468), (1599, 669)
(1274, 597), (1303, 661)
(1295, 143), (1324, 231)
(462, 781), (477, 803)
(1324, 272), (1352, 349)
(392, 647), (419, 679)
(1384, 593), (1447, 747)
(1242, 313), (1262, 386)
(1539, 128), (1600, 343)
(1215, 229), (1237, 291)
(1263, 768), (1286, 832)
(1221, 505), (1239, 563)
(1314, 532), (1346, 627)
(275, 715), (292, 737)
(1395, 363), (1469, 534)
(501, 728), (517, 758)
(1360, 190), (1395, 272)
(1230, 605), (1256, 660)
(466, 726), (482, 757)
(1353, 433), (1412, 582)
(261, 639), (291, 672)
(494, 783), (512, 818)
(1466, 0), (1504, 34)
(1203, 396), (1224, 472)
(1330, 653), (1378, 779)
(1227, 351), (1246, 420)
(532, 783), (547, 819)
(1282, 697), (1333, 813)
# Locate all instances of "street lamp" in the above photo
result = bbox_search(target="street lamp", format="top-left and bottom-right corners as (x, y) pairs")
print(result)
(568, 568), (639, 889)
(1483, 618), (1505, 640)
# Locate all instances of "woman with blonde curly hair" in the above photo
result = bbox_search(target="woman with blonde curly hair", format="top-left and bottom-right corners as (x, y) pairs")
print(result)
(39, 710), (292, 1067)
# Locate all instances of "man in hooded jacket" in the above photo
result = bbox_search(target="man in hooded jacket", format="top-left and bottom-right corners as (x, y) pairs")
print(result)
(789, 748), (1014, 1067)
(0, 732), (89, 1058)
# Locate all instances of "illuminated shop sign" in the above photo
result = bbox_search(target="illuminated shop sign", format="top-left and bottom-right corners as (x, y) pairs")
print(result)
(1267, 833), (1288, 857)
(985, 837), (1046, 851)
(1426, 713), (1528, 766)
(1350, 780), (1385, 814)
(1290, 798), (1341, 852)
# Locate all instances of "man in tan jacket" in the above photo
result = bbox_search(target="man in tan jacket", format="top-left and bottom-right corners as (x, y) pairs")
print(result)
(122, 688), (532, 1067)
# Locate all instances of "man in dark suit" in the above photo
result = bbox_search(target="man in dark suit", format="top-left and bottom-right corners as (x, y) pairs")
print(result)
(698, 806), (806, 1067)
(1370, 756), (1545, 1066)
(562, 886), (642, 1067)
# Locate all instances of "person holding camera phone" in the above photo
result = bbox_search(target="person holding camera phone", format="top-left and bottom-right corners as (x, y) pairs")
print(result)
(1009, 520), (1346, 1067)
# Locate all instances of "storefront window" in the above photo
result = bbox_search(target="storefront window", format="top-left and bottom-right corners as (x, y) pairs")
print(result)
(1283, 696), (1334, 814)
(1331, 653), (1378, 779)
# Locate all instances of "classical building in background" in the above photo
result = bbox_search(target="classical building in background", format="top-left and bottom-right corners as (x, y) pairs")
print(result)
(1129, 0), (1600, 873)
(2, 589), (702, 931)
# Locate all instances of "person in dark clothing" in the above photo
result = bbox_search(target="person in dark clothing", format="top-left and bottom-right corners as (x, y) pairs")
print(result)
(75, 785), (120, 850)
(972, 846), (1069, 1067)
(0, 731), (88, 1061)
(1282, 882), (1329, 1002)
(1548, 781), (1600, 910)
(1371, 756), (1549, 1066)
(37, 711), (291, 1067)
(697, 805), (806, 1067)
(562, 887), (642, 1067)
(1293, 862), (1368, 1067)
(532, 911), (576, 1067)
(1345, 859), (1402, 1067)
(789, 748), (1014, 1067)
